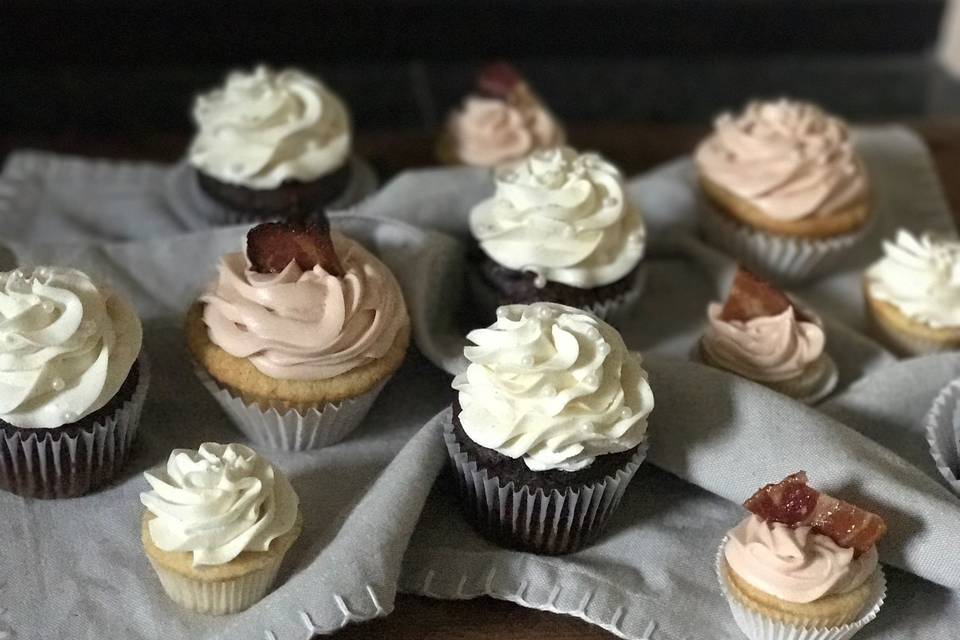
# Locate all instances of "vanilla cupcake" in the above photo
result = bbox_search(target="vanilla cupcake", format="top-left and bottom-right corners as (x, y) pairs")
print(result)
(141, 443), (302, 615)
(187, 220), (410, 450)
(188, 65), (358, 223)
(696, 99), (872, 283)
(718, 472), (886, 639)
(438, 63), (565, 168)
(0, 267), (148, 499)
(445, 302), (654, 554)
(699, 267), (837, 403)
(468, 147), (647, 323)
(864, 229), (960, 356)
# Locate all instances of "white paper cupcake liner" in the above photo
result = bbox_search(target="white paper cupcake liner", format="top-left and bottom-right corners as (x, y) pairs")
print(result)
(700, 201), (870, 285)
(442, 417), (647, 555)
(715, 538), (886, 640)
(0, 356), (151, 499)
(194, 366), (387, 451)
(146, 554), (284, 615)
(691, 343), (838, 405)
(467, 263), (647, 325)
(924, 377), (960, 494)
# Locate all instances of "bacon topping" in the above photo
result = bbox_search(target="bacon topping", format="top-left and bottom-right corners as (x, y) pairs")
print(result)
(246, 219), (344, 277)
(744, 471), (887, 557)
(476, 62), (524, 100)
(720, 266), (809, 322)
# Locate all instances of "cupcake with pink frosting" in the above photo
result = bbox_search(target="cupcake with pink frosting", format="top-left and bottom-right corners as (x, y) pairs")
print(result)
(438, 62), (565, 168)
(698, 267), (837, 403)
(187, 218), (410, 450)
(695, 98), (872, 283)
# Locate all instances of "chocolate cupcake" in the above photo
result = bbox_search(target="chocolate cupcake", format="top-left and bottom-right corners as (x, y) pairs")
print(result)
(437, 62), (565, 168)
(468, 147), (647, 323)
(188, 65), (356, 223)
(0, 267), (148, 498)
(446, 302), (654, 554)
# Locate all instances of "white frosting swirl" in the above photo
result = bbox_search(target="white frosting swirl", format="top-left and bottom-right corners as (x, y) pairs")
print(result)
(725, 515), (878, 603)
(141, 443), (299, 567)
(453, 302), (654, 472)
(469, 147), (646, 288)
(866, 229), (960, 328)
(0, 267), (142, 429)
(188, 65), (351, 189)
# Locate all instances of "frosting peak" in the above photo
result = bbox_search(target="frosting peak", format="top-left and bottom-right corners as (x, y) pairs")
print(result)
(0, 267), (142, 429)
(189, 65), (351, 189)
(866, 229), (960, 328)
(695, 99), (867, 220)
(141, 443), (299, 566)
(469, 147), (646, 288)
(702, 303), (824, 382)
(201, 231), (407, 380)
(453, 302), (654, 471)
(447, 94), (564, 167)
(725, 515), (877, 603)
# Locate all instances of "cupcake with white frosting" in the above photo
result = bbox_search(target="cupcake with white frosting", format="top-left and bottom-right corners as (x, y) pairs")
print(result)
(0, 266), (148, 499)
(445, 302), (654, 554)
(864, 229), (960, 356)
(141, 442), (302, 615)
(718, 472), (886, 640)
(468, 146), (647, 322)
(188, 65), (366, 223)
(698, 267), (837, 403)
(438, 62), (565, 168)
(695, 99), (872, 283)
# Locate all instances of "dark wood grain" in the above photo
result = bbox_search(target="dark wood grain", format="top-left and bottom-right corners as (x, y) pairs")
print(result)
(1, 119), (959, 638)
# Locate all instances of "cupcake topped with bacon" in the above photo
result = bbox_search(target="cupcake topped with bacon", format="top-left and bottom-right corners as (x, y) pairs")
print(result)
(699, 267), (837, 403)
(719, 472), (887, 634)
(438, 63), (565, 168)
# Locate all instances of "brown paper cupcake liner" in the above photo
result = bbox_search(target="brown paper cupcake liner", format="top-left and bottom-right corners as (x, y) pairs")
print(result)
(442, 416), (647, 555)
(195, 366), (387, 451)
(700, 200), (870, 285)
(0, 356), (150, 499)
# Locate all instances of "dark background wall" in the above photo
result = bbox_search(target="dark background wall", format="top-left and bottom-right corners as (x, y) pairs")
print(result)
(0, 0), (953, 141)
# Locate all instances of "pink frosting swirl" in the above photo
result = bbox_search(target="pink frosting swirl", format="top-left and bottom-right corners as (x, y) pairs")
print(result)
(695, 99), (867, 221)
(201, 231), (407, 380)
(725, 515), (878, 603)
(447, 96), (564, 167)
(702, 303), (825, 382)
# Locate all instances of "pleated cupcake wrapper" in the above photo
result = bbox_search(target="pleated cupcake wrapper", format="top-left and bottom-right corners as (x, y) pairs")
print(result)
(923, 378), (960, 494)
(699, 201), (869, 285)
(442, 418), (647, 555)
(146, 554), (284, 616)
(715, 538), (886, 640)
(0, 356), (151, 499)
(468, 263), (647, 325)
(690, 342), (838, 405)
(194, 366), (386, 451)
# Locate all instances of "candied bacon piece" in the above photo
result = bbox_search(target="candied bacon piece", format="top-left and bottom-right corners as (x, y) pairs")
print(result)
(744, 471), (887, 557)
(720, 267), (793, 321)
(476, 62), (524, 100)
(246, 219), (344, 277)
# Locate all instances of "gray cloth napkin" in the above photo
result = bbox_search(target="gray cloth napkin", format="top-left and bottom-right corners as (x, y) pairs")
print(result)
(1, 126), (959, 640)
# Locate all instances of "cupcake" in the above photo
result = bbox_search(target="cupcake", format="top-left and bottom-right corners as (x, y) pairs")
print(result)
(0, 266), (148, 499)
(718, 472), (886, 639)
(438, 62), (565, 168)
(446, 302), (654, 554)
(188, 65), (356, 223)
(695, 99), (872, 283)
(698, 266), (837, 403)
(468, 146), (647, 323)
(141, 442), (302, 615)
(863, 229), (960, 356)
(187, 218), (410, 450)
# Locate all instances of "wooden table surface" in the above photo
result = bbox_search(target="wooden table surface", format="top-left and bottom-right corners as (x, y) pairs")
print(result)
(2, 118), (959, 638)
